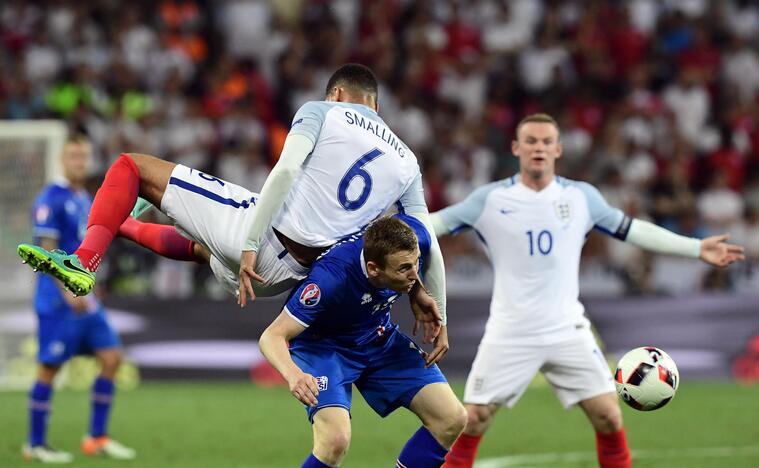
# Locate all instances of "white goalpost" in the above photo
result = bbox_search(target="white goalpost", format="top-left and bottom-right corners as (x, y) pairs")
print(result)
(0, 120), (67, 389)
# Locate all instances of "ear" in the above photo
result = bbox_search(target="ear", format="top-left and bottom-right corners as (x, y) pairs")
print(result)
(366, 260), (381, 278)
(511, 139), (519, 158)
(555, 140), (563, 160)
(333, 87), (345, 103)
(325, 87), (339, 102)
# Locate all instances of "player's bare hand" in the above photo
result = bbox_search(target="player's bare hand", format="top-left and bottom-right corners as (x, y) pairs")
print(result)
(424, 325), (449, 368)
(409, 282), (442, 344)
(238, 250), (267, 307)
(700, 234), (745, 267)
(287, 370), (320, 407)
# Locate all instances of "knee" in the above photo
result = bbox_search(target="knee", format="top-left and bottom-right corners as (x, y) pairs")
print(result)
(465, 404), (494, 436)
(315, 429), (351, 465)
(98, 352), (122, 376)
(430, 403), (468, 447)
(451, 403), (469, 438)
(594, 405), (623, 434)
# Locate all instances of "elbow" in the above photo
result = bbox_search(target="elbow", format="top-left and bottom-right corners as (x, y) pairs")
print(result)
(258, 328), (274, 356)
(271, 162), (300, 182)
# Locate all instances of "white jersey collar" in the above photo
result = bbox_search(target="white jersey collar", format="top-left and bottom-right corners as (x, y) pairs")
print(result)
(360, 249), (369, 278)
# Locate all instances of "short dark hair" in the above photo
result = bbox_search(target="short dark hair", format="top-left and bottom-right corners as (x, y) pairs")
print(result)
(325, 63), (378, 99)
(515, 113), (560, 140)
(65, 133), (90, 145)
(363, 217), (418, 269)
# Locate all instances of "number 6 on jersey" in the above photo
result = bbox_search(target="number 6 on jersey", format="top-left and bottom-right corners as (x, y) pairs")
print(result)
(338, 148), (385, 211)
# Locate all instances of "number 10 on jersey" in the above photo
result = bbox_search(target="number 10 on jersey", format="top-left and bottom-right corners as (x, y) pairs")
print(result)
(526, 229), (553, 255)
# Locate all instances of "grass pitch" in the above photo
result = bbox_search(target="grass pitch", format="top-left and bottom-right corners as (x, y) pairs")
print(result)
(1, 381), (758, 467)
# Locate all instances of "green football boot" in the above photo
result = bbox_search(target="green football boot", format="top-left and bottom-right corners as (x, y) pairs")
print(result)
(130, 197), (154, 219)
(17, 244), (95, 296)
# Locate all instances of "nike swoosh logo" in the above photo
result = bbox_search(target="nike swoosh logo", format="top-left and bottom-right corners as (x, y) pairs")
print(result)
(63, 259), (90, 274)
(500, 209), (516, 215)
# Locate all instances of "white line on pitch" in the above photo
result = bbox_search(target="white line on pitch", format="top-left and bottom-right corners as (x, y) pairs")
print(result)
(475, 445), (759, 467)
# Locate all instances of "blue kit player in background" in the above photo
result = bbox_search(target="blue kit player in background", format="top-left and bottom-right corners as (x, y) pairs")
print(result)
(259, 215), (466, 468)
(23, 135), (135, 464)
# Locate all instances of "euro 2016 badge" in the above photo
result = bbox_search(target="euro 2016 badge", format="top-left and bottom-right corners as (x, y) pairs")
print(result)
(299, 283), (321, 306)
(554, 199), (572, 225)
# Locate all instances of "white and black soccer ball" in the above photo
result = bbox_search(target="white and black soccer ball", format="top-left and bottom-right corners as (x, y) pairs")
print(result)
(614, 346), (679, 411)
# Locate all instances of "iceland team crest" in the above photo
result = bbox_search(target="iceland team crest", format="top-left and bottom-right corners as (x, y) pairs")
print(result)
(316, 376), (329, 391)
(553, 199), (572, 224)
(299, 283), (321, 307)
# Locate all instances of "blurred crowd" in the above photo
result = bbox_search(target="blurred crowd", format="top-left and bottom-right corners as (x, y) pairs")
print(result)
(2, 0), (759, 297)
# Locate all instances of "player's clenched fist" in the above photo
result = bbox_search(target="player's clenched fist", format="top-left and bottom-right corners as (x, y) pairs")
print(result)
(287, 370), (320, 407)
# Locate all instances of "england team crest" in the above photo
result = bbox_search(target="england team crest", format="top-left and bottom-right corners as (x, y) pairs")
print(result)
(553, 199), (572, 224)
(299, 283), (321, 307)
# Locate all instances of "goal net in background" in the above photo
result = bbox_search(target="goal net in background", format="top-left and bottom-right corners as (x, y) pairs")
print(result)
(0, 120), (66, 389)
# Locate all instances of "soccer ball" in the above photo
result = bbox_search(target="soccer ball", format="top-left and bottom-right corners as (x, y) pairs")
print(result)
(614, 346), (679, 411)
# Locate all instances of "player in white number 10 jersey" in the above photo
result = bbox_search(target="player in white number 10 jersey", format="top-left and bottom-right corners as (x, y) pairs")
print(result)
(18, 64), (448, 337)
(434, 114), (744, 468)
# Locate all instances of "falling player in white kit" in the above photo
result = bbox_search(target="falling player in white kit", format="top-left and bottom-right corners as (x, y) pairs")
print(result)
(19, 64), (448, 349)
(435, 114), (745, 468)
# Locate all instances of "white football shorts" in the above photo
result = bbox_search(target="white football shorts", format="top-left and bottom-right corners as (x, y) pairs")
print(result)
(463, 325), (615, 409)
(160, 164), (309, 297)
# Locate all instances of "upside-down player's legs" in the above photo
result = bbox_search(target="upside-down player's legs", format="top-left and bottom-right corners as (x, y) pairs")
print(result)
(118, 217), (203, 263)
(18, 153), (175, 296)
(162, 164), (308, 297)
(78, 153), (174, 272)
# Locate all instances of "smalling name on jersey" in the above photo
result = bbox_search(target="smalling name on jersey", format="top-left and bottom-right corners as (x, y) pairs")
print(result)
(344, 111), (407, 158)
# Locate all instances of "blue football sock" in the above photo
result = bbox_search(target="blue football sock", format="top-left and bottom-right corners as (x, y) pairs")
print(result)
(89, 377), (114, 437)
(396, 426), (448, 468)
(29, 381), (53, 447)
(302, 453), (333, 467)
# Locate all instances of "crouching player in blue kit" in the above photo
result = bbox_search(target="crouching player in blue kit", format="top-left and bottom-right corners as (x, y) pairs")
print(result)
(23, 135), (135, 464)
(259, 215), (466, 467)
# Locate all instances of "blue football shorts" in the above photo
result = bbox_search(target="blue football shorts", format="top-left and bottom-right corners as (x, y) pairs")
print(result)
(37, 306), (121, 366)
(290, 327), (447, 422)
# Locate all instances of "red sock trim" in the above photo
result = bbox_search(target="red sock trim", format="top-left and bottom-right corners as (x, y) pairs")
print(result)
(443, 433), (482, 468)
(596, 428), (631, 468)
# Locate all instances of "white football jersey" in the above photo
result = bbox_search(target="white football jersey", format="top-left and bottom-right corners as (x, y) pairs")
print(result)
(438, 175), (631, 342)
(273, 101), (424, 247)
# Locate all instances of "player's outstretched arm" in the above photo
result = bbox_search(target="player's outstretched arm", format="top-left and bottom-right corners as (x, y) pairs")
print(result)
(259, 310), (320, 406)
(698, 233), (745, 267)
(624, 219), (745, 267)
(238, 134), (315, 306)
(430, 213), (452, 237)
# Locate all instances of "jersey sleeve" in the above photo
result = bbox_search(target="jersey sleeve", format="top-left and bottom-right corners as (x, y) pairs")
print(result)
(574, 181), (631, 240)
(435, 183), (495, 234)
(283, 262), (344, 327)
(396, 170), (427, 215)
(287, 101), (331, 145)
(32, 189), (62, 240)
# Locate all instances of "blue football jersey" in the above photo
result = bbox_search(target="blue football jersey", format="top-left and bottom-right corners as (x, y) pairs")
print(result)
(285, 214), (431, 347)
(31, 181), (93, 313)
